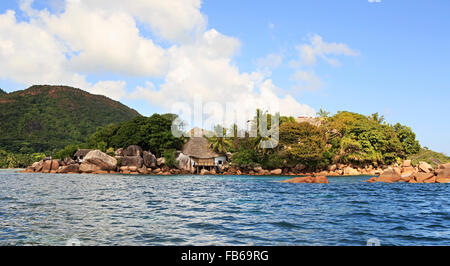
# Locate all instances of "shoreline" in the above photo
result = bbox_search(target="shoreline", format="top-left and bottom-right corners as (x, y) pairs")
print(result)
(20, 148), (450, 184)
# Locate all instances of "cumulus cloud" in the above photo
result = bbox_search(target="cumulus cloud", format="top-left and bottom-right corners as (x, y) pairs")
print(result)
(90, 80), (127, 101)
(0, 0), (316, 124)
(295, 34), (359, 67)
(291, 34), (359, 92)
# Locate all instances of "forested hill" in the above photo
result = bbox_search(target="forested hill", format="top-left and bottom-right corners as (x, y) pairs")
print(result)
(0, 85), (140, 154)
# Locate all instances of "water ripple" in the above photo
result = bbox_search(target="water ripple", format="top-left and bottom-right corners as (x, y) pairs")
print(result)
(0, 170), (449, 246)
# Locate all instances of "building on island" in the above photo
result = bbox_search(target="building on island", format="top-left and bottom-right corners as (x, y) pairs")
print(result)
(181, 136), (227, 174)
(74, 149), (92, 163)
(296, 116), (323, 127)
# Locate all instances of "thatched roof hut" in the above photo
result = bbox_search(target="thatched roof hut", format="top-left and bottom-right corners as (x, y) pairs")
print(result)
(74, 149), (92, 161)
(182, 137), (219, 159)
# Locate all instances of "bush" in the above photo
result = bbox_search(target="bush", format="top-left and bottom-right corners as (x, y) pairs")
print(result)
(54, 144), (79, 160)
(261, 153), (285, 170)
(232, 149), (260, 168)
(163, 149), (178, 168)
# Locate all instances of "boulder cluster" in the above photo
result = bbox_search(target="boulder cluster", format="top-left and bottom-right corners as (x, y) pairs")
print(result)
(115, 145), (186, 175)
(22, 145), (190, 175)
(219, 164), (381, 177)
(366, 160), (450, 183)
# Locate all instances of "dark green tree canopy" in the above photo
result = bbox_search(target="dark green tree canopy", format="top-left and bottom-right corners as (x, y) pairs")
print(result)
(86, 113), (185, 157)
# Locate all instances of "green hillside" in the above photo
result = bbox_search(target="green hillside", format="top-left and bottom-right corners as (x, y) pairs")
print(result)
(0, 85), (140, 154)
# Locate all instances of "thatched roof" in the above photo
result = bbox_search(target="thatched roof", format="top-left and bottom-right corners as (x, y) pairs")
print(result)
(182, 137), (220, 159)
(74, 149), (92, 158)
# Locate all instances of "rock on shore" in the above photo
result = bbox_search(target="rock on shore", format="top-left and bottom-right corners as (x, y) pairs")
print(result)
(280, 176), (329, 184)
(366, 160), (450, 184)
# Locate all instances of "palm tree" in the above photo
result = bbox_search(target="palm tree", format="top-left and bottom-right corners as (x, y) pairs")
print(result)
(369, 112), (385, 124)
(250, 110), (280, 154)
(207, 126), (233, 154)
(317, 108), (330, 119)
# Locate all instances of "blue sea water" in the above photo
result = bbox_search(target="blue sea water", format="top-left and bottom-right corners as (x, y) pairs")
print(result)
(0, 170), (449, 246)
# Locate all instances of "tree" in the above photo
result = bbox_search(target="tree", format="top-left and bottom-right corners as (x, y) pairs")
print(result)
(279, 122), (326, 167)
(393, 123), (421, 155)
(369, 112), (385, 124)
(86, 113), (184, 157)
(317, 108), (330, 119)
(207, 125), (233, 154)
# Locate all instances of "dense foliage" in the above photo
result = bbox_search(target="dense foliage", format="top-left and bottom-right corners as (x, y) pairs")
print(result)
(85, 114), (185, 157)
(231, 110), (425, 170)
(408, 147), (450, 168)
(0, 85), (139, 154)
(0, 150), (45, 168)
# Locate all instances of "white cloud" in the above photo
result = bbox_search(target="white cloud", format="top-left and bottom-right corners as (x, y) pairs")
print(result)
(0, 10), (88, 88)
(128, 30), (315, 124)
(291, 34), (359, 92)
(1, 0), (316, 122)
(296, 34), (359, 67)
(368, 0), (381, 3)
(89, 80), (127, 101)
(37, 1), (169, 77)
(74, 0), (206, 42)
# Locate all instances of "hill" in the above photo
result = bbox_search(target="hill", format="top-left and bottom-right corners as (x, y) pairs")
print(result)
(0, 85), (140, 153)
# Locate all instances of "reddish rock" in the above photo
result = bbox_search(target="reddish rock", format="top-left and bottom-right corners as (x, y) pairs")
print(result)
(58, 164), (80, 174)
(399, 175), (412, 182)
(343, 167), (360, 176)
(138, 167), (149, 174)
(50, 160), (60, 171)
(436, 168), (450, 178)
(79, 163), (102, 173)
(418, 162), (433, 173)
(366, 177), (378, 183)
(84, 150), (117, 171)
(315, 176), (329, 184)
(402, 160), (412, 167)
(93, 170), (108, 174)
(438, 163), (450, 169)
(376, 169), (401, 183)
(270, 169), (282, 175)
(436, 177), (450, 183)
(280, 176), (328, 184)
(424, 177), (436, 183)
(414, 172), (435, 183)
(401, 166), (415, 174)
(42, 160), (52, 172)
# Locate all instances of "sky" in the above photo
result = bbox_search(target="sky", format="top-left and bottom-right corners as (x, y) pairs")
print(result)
(0, 0), (449, 154)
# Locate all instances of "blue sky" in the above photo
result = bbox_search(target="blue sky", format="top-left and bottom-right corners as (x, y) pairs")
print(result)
(0, 0), (449, 154)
